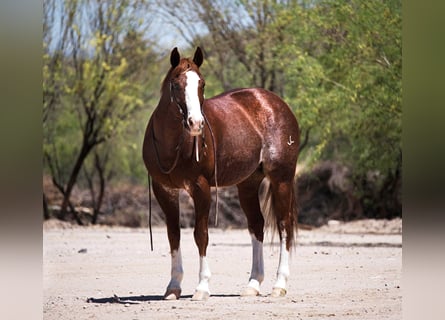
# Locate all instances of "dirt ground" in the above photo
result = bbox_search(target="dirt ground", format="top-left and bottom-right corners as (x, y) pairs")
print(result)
(43, 218), (402, 319)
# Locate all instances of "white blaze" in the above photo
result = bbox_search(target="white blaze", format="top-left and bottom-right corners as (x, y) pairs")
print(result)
(184, 71), (204, 125)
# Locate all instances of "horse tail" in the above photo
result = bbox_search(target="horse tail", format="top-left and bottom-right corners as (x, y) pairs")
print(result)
(260, 177), (298, 249)
(259, 178), (276, 241)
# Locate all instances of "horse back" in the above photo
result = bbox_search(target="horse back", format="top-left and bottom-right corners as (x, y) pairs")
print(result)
(206, 88), (298, 128)
(203, 88), (299, 185)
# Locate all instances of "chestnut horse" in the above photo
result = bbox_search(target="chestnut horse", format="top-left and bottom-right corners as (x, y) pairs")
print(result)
(142, 47), (300, 300)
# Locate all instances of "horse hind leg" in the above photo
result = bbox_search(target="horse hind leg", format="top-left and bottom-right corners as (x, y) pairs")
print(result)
(237, 172), (265, 297)
(264, 177), (297, 297)
(151, 181), (183, 300)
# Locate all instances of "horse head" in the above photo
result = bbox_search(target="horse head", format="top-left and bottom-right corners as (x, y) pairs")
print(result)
(168, 47), (205, 136)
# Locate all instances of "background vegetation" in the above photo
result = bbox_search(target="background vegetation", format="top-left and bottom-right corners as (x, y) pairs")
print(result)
(43, 0), (401, 226)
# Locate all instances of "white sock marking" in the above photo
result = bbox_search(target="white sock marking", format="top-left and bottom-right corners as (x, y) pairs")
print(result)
(274, 232), (290, 290)
(196, 256), (211, 294)
(167, 248), (183, 290)
(248, 233), (264, 291)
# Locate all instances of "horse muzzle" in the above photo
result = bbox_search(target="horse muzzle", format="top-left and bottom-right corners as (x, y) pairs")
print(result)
(187, 115), (204, 136)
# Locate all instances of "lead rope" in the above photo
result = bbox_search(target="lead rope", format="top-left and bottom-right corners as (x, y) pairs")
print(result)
(151, 123), (184, 175)
(148, 174), (153, 251)
(203, 112), (219, 226)
(148, 123), (215, 251)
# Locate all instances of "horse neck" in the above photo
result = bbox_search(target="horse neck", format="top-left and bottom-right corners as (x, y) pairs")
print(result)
(152, 93), (185, 158)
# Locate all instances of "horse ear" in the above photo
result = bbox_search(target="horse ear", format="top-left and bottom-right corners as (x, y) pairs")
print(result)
(170, 47), (180, 68)
(193, 47), (203, 67)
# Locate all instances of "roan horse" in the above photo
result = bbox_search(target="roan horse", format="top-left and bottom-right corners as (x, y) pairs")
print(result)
(142, 47), (300, 300)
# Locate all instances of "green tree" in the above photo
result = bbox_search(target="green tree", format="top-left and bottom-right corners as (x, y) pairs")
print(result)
(43, 0), (155, 221)
(277, 0), (401, 174)
(275, 0), (401, 215)
(157, 0), (402, 217)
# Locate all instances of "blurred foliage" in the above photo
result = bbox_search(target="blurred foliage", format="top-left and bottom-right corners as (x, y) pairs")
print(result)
(43, 0), (401, 221)
(43, 0), (160, 219)
(277, 0), (402, 178)
(155, 0), (401, 177)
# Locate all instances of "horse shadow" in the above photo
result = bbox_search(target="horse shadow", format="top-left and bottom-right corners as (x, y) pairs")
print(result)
(87, 294), (166, 304)
(87, 293), (240, 304)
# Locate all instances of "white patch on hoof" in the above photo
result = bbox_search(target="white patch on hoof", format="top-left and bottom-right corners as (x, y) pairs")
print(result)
(241, 281), (260, 297)
(248, 279), (261, 292)
(164, 288), (181, 300)
(270, 287), (287, 297)
(191, 290), (210, 301)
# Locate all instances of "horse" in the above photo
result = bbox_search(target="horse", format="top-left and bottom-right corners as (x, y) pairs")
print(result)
(142, 47), (300, 300)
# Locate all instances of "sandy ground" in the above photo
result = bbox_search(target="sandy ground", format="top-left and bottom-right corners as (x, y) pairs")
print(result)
(43, 219), (402, 319)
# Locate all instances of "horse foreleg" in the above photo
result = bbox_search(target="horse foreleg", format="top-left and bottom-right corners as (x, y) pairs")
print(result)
(165, 248), (183, 300)
(192, 255), (211, 301)
(152, 182), (182, 300)
(188, 176), (212, 301)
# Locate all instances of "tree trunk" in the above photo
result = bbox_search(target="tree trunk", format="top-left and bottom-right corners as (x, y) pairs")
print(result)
(92, 152), (106, 225)
(59, 140), (94, 220)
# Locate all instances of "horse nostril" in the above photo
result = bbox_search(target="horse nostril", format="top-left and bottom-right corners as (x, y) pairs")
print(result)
(187, 117), (204, 132)
(188, 117), (194, 127)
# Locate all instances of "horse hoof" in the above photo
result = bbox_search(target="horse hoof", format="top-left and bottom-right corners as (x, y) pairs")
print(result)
(164, 288), (181, 300)
(191, 290), (210, 301)
(270, 287), (287, 297)
(241, 287), (260, 297)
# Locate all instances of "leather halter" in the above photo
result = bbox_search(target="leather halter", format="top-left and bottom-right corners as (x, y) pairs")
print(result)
(169, 81), (188, 128)
(150, 79), (193, 175)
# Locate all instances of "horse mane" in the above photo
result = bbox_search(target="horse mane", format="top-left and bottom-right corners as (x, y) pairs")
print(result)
(160, 68), (173, 96)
